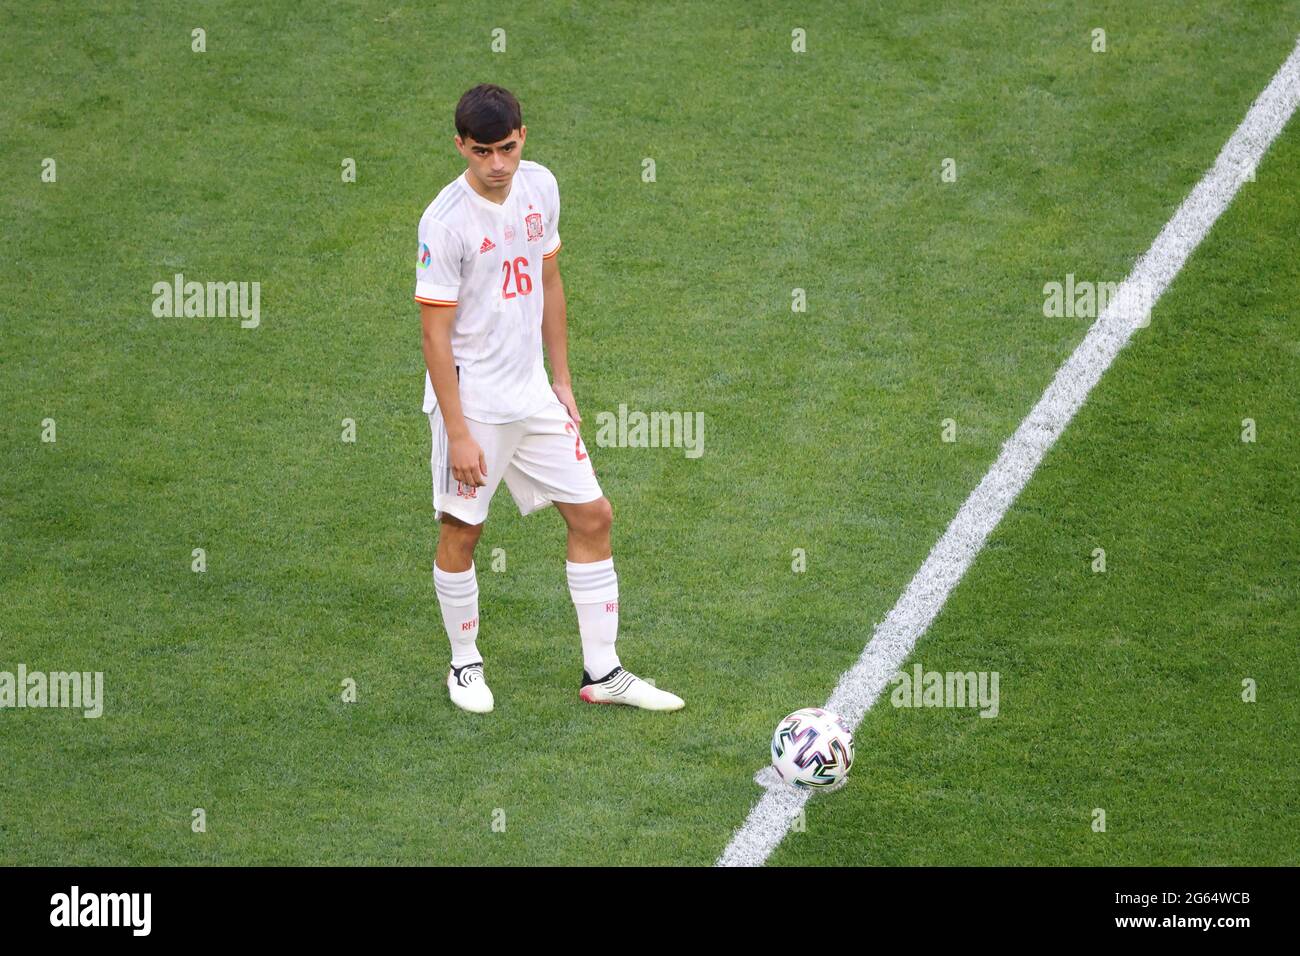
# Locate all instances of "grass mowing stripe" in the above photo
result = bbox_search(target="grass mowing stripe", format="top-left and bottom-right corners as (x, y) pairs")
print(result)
(717, 36), (1300, 869)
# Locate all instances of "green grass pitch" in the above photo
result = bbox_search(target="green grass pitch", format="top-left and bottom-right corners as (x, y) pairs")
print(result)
(1, 1), (1297, 865)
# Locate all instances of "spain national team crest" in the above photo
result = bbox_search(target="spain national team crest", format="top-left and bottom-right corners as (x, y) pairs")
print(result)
(525, 212), (543, 241)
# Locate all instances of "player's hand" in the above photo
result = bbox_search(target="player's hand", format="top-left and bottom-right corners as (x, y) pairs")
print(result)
(552, 382), (581, 425)
(449, 435), (488, 487)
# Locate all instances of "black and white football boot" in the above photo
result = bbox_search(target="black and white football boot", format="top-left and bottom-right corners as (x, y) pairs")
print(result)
(447, 661), (493, 714)
(579, 666), (684, 711)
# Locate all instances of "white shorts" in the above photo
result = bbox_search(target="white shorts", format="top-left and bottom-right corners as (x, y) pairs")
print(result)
(429, 398), (604, 525)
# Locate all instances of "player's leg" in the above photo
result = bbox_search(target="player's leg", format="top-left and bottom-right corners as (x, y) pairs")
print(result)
(503, 400), (683, 711)
(553, 495), (613, 562)
(434, 511), (483, 649)
(553, 496), (619, 676)
(433, 513), (492, 712)
(552, 497), (681, 710)
(429, 409), (518, 714)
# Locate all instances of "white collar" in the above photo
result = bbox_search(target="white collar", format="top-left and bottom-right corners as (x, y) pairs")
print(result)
(458, 170), (513, 215)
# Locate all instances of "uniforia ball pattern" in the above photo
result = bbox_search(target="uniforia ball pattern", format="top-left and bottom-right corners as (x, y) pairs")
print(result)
(771, 707), (855, 790)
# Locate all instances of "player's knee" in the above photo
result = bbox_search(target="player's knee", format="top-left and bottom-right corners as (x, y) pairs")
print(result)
(439, 513), (484, 550)
(582, 496), (613, 536)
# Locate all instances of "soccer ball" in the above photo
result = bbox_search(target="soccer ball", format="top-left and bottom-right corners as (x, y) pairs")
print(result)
(770, 708), (854, 790)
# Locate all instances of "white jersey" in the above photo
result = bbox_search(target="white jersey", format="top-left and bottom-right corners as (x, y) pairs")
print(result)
(415, 159), (563, 423)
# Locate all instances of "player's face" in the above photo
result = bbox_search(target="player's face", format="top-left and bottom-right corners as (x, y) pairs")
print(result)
(457, 127), (526, 193)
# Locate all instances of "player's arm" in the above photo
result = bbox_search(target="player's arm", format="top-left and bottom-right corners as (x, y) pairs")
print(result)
(421, 302), (486, 486)
(541, 252), (580, 423)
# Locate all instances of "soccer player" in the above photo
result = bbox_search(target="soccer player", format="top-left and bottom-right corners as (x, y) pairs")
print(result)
(415, 84), (684, 715)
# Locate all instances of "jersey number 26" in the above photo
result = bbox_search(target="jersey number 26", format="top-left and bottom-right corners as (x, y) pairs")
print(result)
(501, 256), (533, 299)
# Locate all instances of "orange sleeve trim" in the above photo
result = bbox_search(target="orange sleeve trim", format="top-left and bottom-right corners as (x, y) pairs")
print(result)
(415, 296), (458, 306)
(542, 241), (562, 260)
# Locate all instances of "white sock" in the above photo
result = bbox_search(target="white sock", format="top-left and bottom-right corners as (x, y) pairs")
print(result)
(434, 562), (481, 667)
(567, 557), (620, 679)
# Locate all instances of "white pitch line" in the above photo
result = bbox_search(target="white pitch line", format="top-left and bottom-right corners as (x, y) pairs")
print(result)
(718, 37), (1300, 868)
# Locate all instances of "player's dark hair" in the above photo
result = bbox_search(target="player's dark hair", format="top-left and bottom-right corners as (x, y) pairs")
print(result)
(455, 84), (523, 145)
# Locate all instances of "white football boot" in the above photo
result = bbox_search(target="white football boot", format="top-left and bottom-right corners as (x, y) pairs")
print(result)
(447, 662), (494, 714)
(579, 666), (684, 711)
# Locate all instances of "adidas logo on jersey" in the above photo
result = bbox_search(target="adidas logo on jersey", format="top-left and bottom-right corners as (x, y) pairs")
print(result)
(478, 237), (496, 254)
